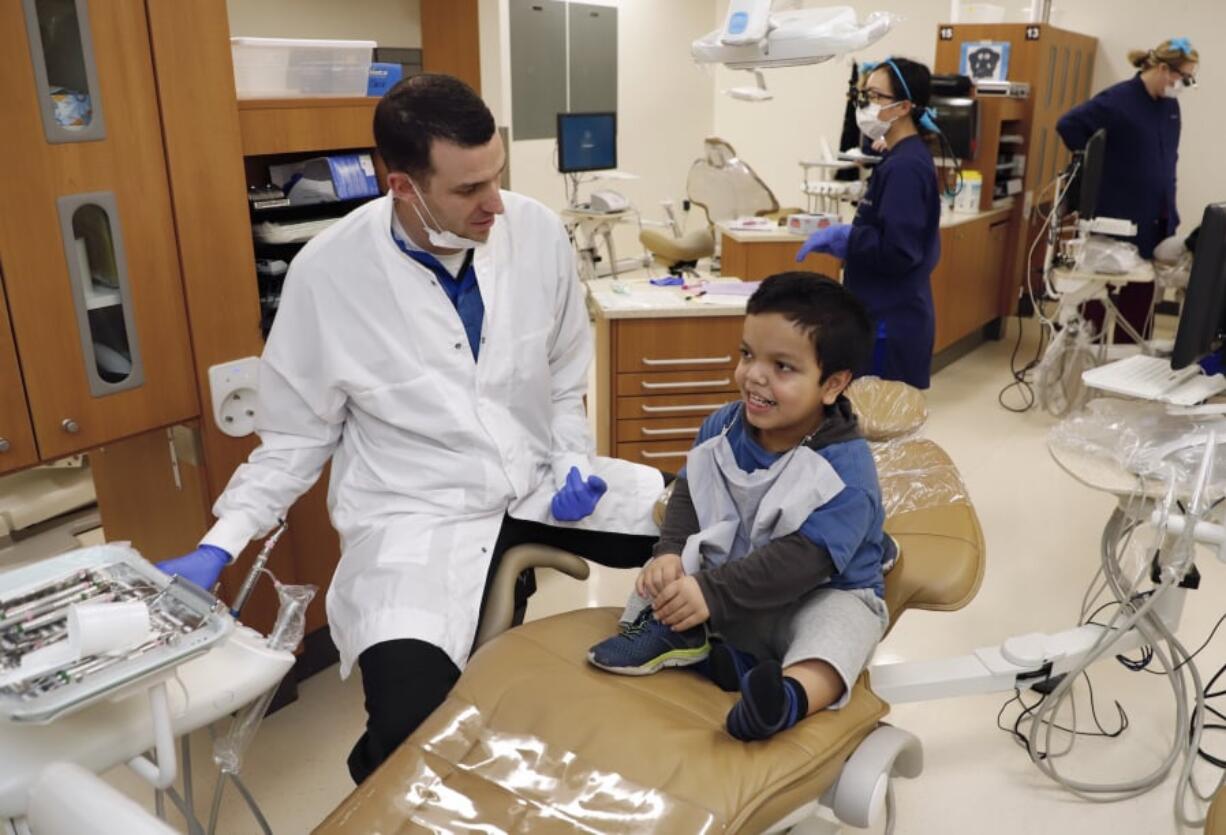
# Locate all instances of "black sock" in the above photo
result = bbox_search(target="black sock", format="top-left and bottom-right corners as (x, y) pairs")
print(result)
(704, 640), (758, 693)
(725, 661), (810, 741)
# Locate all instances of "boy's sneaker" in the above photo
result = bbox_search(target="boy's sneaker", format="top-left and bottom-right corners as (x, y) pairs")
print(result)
(882, 533), (902, 574)
(587, 607), (710, 675)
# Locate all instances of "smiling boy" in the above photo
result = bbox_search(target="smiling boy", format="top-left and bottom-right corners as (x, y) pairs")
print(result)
(588, 273), (894, 741)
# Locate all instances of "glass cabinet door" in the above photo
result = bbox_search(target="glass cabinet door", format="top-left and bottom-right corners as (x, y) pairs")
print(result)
(21, 0), (106, 143)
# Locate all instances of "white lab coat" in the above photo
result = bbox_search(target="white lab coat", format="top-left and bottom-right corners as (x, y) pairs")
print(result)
(204, 192), (662, 677)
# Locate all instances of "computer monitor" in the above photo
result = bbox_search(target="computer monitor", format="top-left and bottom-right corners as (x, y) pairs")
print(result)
(557, 112), (617, 174)
(1066, 128), (1106, 219)
(1171, 203), (1226, 369)
(929, 97), (979, 160)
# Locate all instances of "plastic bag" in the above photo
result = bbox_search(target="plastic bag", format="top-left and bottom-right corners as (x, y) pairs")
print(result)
(1076, 234), (1144, 274)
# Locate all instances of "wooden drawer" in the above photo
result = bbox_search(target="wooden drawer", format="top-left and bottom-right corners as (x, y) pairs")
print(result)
(616, 392), (736, 420)
(616, 416), (706, 444)
(616, 369), (738, 397)
(614, 317), (743, 373)
(616, 439), (693, 465)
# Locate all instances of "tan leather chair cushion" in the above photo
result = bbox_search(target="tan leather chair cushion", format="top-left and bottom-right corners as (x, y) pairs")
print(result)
(846, 377), (928, 442)
(640, 227), (715, 265)
(1210, 790), (1226, 835)
(316, 608), (889, 834)
(880, 441), (985, 631)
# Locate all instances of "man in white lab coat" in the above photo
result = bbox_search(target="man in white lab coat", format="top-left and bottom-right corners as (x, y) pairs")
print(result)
(157, 75), (664, 783)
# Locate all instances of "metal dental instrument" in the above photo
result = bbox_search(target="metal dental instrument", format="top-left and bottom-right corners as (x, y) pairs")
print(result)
(229, 521), (288, 618)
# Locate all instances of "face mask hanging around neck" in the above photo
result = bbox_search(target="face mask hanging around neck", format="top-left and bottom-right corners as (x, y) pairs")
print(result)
(408, 179), (486, 250)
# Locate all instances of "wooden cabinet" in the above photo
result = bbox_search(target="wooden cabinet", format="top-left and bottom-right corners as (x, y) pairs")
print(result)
(596, 316), (744, 460)
(0, 0), (198, 463)
(721, 232), (841, 282)
(0, 274), (39, 475)
(931, 214), (1013, 352)
(934, 23), (1097, 314)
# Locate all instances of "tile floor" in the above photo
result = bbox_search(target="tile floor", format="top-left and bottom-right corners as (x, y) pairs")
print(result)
(22, 314), (1226, 832)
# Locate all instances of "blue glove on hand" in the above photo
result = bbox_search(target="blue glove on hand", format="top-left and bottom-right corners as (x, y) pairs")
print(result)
(550, 466), (608, 522)
(796, 223), (853, 261)
(156, 545), (231, 591)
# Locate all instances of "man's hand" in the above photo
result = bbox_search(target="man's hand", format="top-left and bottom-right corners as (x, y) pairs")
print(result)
(550, 466), (608, 521)
(635, 553), (683, 599)
(156, 545), (231, 591)
(652, 575), (710, 631)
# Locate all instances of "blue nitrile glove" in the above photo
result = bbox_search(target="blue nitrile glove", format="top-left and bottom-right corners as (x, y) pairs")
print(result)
(551, 466), (608, 521)
(156, 545), (231, 591)
(796, 223), (853, 261)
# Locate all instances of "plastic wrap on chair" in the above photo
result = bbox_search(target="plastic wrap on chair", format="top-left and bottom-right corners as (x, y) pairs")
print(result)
(845, 376), (928, 442)
(319, 701), (720, 833)
(1048, 398), (1226, 497)
(872, 439), (968, 517)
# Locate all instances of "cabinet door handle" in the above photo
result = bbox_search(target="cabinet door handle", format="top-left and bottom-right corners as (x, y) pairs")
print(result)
(640, 378), (731, 391)
(639, 450), (689, 460)
(641, 355), (732, 367)
(0, 438), (9, 453)
(61, 419), (80, 434)
(640, 426), (701, 437)
(640, 403), (725, 414)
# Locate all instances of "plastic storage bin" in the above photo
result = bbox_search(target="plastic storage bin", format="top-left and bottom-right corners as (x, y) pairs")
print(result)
(230, 37), (376, 99)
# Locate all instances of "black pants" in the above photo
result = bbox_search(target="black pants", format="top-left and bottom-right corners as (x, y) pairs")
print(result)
(346, 514), (657, 783)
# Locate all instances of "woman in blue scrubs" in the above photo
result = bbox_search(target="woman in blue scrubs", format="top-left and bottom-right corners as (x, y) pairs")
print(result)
(797, 58), (942, 389)
(1057, 37), (1199, 342)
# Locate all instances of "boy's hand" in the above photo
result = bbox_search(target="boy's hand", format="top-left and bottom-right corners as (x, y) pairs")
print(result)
(636, 553), (683, 599)
(652, 576), (710, 631)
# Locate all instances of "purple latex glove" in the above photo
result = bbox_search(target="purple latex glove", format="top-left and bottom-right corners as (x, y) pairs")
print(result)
(796, 223), (853, 261)
(550, 466), (608, 521)
(156, 545), (231, 591)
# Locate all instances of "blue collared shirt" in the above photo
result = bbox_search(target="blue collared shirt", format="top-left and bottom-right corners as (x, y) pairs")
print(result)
(391, 230), (485, 361)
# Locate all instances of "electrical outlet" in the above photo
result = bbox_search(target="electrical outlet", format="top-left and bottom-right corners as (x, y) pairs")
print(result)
(208, 357), (260, 438)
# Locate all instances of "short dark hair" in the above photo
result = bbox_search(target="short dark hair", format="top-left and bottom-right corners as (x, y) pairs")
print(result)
(746, 272), (873, 380)
(373, 74), (496, 180)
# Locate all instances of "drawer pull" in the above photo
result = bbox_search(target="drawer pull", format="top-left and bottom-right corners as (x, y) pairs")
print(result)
(640, 403), (725, 415)
(641, 355), (731, 367)
(640, 378), (731, 391)
(639, 450), (689, 460)
(640, 426), (700, 436)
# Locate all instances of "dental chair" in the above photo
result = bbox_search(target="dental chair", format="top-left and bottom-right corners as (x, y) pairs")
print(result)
(316, 378), (984, 833)
(641, 138), (803, 275)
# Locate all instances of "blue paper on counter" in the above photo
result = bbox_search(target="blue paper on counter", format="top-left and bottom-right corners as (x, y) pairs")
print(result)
(367, 62), (404, 96)
(649, 275), (685, 286)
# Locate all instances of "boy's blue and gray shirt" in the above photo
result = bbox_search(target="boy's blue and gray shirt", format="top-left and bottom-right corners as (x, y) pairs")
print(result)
(655, 397), (888, 630)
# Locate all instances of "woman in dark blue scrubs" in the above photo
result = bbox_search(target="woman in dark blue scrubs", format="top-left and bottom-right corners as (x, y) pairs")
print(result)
(797, 58), (941, 389)
(1057, 37), (1199, 342)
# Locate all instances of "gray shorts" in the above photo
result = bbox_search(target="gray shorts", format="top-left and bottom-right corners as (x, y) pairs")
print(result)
(621, 586), (888, 711)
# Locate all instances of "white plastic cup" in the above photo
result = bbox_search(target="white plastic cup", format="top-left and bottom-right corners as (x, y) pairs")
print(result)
(68, 601), (151, 658)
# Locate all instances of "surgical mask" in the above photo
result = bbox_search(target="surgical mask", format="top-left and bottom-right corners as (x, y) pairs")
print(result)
(1162, 82), (1185, 99)
(856, 103), (899, 141)
(407, 179), (486, 250)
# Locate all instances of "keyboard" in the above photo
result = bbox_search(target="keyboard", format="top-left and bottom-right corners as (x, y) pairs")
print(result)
(1082, 355), (1203, 400)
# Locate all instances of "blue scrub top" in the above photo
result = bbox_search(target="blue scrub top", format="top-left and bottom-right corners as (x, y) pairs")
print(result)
(844, 134), (941, 389)
(1056, 75), (1181, 258)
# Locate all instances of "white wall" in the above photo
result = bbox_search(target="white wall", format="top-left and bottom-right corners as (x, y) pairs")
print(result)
(711, 0), (1224, 236)
(484, 0), (719, 256)
(226, 0), (422, 47)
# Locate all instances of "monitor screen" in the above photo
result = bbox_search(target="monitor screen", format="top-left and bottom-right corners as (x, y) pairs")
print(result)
(557, 112), (617, 173)
(1066, 128), (1105, 219)
(1171, 203), (1226, 369)
(929, 97), (979, 160)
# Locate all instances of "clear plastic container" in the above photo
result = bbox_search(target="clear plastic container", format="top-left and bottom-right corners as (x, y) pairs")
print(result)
(230, 37), (375, 99)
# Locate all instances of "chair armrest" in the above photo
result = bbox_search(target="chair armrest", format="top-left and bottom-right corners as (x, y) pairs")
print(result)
(474, 545), (591, 650)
